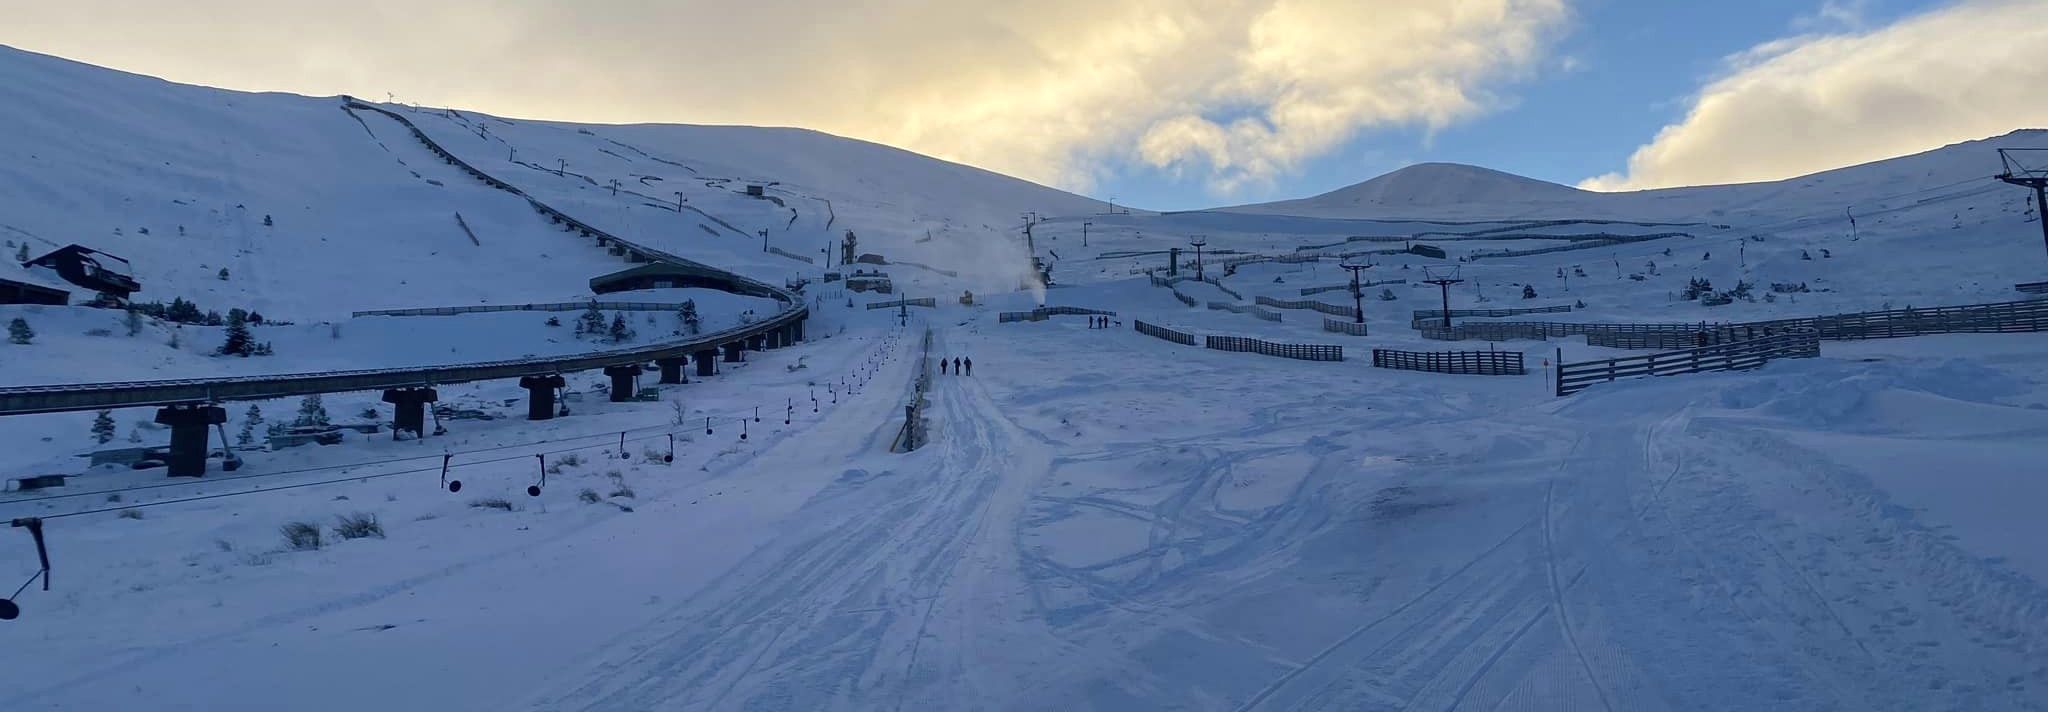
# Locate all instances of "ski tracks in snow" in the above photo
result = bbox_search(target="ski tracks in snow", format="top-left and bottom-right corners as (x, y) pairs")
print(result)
(523, 335), (1057, 711)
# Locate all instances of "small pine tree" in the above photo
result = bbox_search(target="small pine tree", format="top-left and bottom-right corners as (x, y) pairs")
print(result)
(203, 310), (223, 327)
(91, 410), (116, 444)
(218, 267), (230, 281)
(545, 316), (561, 327)
(1574, 299), (1586, 308)
(262, 214), (273, 227)
(608, 312), (634, 343)
(1702, 251), (1711, 261)
(295, 395), (330, 427)
(247, 312), (263, 325)
(124, 308), (144, 336)
(7, 317), (32, 345)
(219, 309), (254, 356)
(679, 300), (701, 335)
(1378, 288), (1397, 301)
(577, 301), (604, 336)
(1800, 249), (1812, 261)
(1681, 277), (1714, 301)
(238, 404), (264, 446)
(1522, 284), (1537, 300)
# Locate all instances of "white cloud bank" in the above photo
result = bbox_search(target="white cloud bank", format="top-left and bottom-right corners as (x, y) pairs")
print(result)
(0, 0), (1567, 196)
(1582, 0), (2048, 192)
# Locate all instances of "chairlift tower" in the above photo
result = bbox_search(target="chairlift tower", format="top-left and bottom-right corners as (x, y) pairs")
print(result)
(1339, 260), (1372, 324)
(1422, 267), (1465, 330)
(1997, 149), (2048, 258)
(1189, 236), (1208, 281)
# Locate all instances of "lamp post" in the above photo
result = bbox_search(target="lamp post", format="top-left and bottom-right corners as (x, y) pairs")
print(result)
(1340, 260), (1371, 324)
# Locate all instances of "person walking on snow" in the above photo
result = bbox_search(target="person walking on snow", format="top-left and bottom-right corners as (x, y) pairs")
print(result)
(964, 357), (973, 376)
(953, 357), (962, 374)
(939, 358), (948, 375)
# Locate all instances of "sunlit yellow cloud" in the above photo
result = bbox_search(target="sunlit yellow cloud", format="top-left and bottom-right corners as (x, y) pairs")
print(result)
(1581, 0), (2048, 192)
(2, 0), (1567, 195)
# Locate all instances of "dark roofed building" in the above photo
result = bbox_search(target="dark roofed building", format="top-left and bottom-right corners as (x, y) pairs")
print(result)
(1, 270), (70, 305)
(26, 244), (141, 299)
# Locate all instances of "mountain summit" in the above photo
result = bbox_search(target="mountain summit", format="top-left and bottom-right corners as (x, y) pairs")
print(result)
(1224, 162), (1589, 217)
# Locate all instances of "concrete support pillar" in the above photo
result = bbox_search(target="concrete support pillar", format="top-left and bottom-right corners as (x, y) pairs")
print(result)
(656, 357), (688, 384)
(765, 328), (782, 350)
(695, 349), (719, 377)
(604, 364), (642, 403)
(724, 342), (745, 363)
(792, 319), (805, 343)
(519, 374), (566, 421)
(748, 333), (766, 351)
(1169, 248), (1182, 276)
(154, 404), (226, 477)
(380, 387), (439, 440)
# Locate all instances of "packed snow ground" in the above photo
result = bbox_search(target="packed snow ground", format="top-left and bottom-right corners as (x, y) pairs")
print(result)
(6, 308), (2047, 711)
(5, 44), (2048, 712)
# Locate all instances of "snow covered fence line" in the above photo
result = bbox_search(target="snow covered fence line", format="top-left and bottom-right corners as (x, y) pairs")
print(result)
(351, 300), (684, 318)
(1323, 319), (1369, 336)
(1203, 335), (1343, 362)
(1257, 296), (1354, 318)
(1299, 278), (1406, 297)
(765, 246), (814, 264)
(864, 297), (937, 310)
(1555, 328), (1819, 396)
(1000, 306), (1117, 323)
(1412, 304), (1573, 321)
(1201, 277), (1245, 301)
(1207, 301), (1283, 323)
(1133, 320), (1197, 346)
(2017, 281), (2048, 295)
(1171, 289), (1198, 307)
(1371, 348), (1522, 375)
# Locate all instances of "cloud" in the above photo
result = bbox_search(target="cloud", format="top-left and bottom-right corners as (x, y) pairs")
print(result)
(0, 0), (1566, 197)
(1582, 0), (2048, 192)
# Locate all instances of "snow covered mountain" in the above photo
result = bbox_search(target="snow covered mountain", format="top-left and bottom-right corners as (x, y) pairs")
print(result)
(1222, 162), (1594, 217)
(0, 44), (1104, 321)
(1214, 131), (2048, 225)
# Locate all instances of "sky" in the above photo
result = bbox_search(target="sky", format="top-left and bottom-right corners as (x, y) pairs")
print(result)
(2, 0), (2044, 211)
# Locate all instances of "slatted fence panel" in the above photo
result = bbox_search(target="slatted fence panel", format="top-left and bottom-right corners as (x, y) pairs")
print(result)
(1370, 349), (1524, 375)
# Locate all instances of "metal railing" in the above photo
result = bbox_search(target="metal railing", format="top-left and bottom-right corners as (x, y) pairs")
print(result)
(893, 328), (934, 452)
(352, 300), (686, 318)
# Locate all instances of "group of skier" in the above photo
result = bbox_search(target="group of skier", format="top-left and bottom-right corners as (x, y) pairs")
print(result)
(938, 356), (973, 376)
(1088, 316), (1118, 329)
